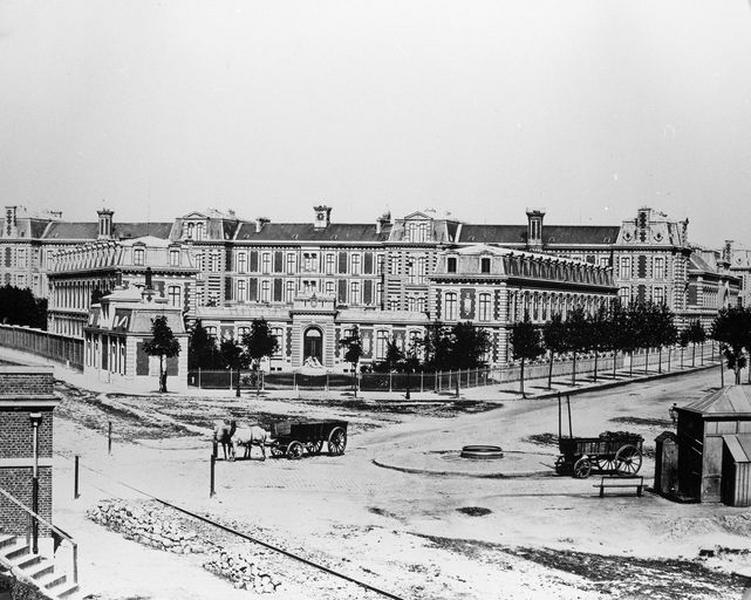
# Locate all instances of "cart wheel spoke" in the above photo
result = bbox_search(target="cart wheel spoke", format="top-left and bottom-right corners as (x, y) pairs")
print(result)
(327, 427), (347, 456)
(614, 444), (642, 476)
(573, 457), (592, 479)
(286, 441), (304, 460)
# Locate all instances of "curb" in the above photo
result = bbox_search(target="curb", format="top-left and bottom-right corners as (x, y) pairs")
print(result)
(371, 457), (553, 479)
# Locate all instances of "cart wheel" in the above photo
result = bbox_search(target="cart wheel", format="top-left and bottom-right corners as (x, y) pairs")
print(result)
(286, 441), (304, 460)
(614, 444), (642, 476)
(327, 427), (347, 456)
(307, 440), (324, 454)
(573, 457), (592, 479)
(270, 444), (284, 458)
(554, 455), (567, 475)
(600, 456), (618, 474)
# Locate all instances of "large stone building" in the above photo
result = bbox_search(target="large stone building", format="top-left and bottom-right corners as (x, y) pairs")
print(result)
(0, 203), (741, 348)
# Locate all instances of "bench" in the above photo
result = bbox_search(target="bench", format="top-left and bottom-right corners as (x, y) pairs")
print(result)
(594, 476), (644, 498)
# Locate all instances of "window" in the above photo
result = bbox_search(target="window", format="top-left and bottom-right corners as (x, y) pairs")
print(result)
(238, 253), (247, 273)
(351, 254), (361, 275)
(302, 279), (317, 294)
(599, 256), (609, 268)
(286, 253), (296, 274)
(134, 247), (145, 266)
(303, 252), (317, 272)
(210, 252), (220, 272)
(170, 249), (180, 267)
(271, 327), (284, 358)
(417, 256), (427, 283)
(653, 257), (665, 280)
(376, 331), (389, 360)
(206, 326), (217, 338)
(376, 282), (383, 307)
(325, 281), (335, 296)
(350, 281), (361, 305)
(407, 297), (416, 311)
(186, 222), (194, 239)
(194, 251), (203, 271)
(261, 280), (271, 302)
(17, 249), (26, 267)
(619, 257), (630, 279)
(195, 222), (204, 240)
(447, 257), (457, 273)
(406, 260), (415, 284)
(237, 279), (247, 301)
(285, 281), (296, 303)
(444, 292), (457, 320)
(618, 287), (631, 304)
(653, 286), (666, 305)
(416, 297), (426, 312)
(168, 285), (181, 307)
(481, 257), (491, 274)
(376, 254), (385, 274)
(262, 253), (271, 274)
(325, 253), (335, 274)
(238, 326), (250, 340)
(478, 293), (491, 321)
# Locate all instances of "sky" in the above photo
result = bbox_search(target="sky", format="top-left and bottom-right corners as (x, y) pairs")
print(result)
(1, 1), (751, 247)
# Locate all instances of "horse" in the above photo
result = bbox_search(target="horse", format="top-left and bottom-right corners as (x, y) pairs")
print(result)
(230, 425), (272, 460)
(212, 419), (237, 460)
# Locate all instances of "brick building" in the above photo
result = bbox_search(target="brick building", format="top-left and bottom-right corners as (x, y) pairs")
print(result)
(0, 365), (58, 542)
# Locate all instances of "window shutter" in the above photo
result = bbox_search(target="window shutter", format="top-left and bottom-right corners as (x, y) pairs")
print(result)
(273, 278), (282, 301)
(274, 251), (283, 272)
(338, 252), (348, 274)
(250, 251), (258, 272)
(249, 278), (258, 301)
(363, 252), (373, 274)
(363, 280), (373, 304)
(338, 279), (347, 304)
(136, 341), (149, 375)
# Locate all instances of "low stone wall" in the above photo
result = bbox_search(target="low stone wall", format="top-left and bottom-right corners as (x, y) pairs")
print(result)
(87, 499), (282, 594)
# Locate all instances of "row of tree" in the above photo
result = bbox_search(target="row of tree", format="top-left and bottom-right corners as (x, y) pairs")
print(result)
(510, 302), (708, 396)
(0, 285), (48, 330)
(339, 321), (492, 376)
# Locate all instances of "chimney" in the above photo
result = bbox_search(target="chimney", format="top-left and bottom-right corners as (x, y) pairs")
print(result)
(525, 208), (545, 251)
(49, 210), (62, 219)
(97, 208), (114, 239)
(723, 240), (733, 263)
(255, 217), (270, 233)
(4, 206), (17, 237)
(376, 211), (391, 235)
(313, 205), (332, 229)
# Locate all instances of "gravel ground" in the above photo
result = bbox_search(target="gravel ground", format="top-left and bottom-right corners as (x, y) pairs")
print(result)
(50, 368), (751, 599)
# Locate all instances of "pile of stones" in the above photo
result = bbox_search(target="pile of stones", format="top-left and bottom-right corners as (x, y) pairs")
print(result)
(87, 499), (282, 593)
(203, 550), (281, 593)
(87, 499), (207, 554)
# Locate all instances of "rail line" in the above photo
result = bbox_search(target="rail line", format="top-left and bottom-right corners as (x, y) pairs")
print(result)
(56, 452), (407, 600)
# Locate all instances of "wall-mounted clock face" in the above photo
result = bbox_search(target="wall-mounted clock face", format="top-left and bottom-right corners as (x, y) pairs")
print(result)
(317, 213), (325, 220)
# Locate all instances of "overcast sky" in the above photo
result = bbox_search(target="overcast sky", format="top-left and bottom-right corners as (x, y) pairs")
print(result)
(1, 1), (751, 246)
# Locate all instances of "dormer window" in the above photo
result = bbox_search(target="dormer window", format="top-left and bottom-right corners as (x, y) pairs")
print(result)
(134, 247), (145, 266)
(169, 249), (180, 267)
(481, 257), (491, 274)
(447, 257), (457, 273)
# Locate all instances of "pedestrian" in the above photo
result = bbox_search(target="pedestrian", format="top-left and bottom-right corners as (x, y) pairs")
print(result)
(669, 403), (678, 426)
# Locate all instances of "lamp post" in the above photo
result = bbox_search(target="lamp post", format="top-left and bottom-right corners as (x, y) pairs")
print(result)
(29, 412), (42, 554)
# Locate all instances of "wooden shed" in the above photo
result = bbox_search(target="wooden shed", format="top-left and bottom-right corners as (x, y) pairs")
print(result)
(676, 385), (751, 503)
(721, 434), (751, 507)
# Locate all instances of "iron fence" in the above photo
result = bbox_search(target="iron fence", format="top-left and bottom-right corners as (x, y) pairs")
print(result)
(0, 324), (83, 370)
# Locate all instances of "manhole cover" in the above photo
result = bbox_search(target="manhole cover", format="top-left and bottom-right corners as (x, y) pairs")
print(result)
(460, 445), (504, 459)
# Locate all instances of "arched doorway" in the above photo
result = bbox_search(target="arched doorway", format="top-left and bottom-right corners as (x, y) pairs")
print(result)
(303, 327), (323, 364)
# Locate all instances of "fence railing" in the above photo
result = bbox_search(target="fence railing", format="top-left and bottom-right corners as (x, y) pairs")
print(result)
(0, 324), (83, 370)
(0, 486), (78, 585)
(187, 341), (718, 392)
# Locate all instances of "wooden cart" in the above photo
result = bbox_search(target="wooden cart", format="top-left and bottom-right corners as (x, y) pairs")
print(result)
(269, 419), (348, 459)
(555, 393), (644, 478)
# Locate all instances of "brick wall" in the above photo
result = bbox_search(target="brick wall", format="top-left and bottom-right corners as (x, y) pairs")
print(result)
(0, 372), (53, 396)
(0, 468), (52, 536)
(0, 410), (53, 459)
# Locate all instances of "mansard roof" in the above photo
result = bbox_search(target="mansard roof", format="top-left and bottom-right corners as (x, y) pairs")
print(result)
(43, 221), (172, 240)
(458, 224), (620, 246)
(235, 222), (390, 242)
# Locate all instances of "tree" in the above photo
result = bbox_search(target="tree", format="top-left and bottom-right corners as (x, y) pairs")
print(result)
(686, 320), (706, 367)
(241, 319), (279, 394)
(679, 327), (690, 369)
(420, 321), (453, 371)
(143, 315), (181, 393)
(712, 307), (751, 385)
(542, 313), (566, 389)
(655, 304), (678, 373)
(339, 326), (363, 396)
(0, 285), (47, 330)
(219, 338), (250, 396)
(188, 320), (220, 370)
(384, 338), (405, 371)
(565, 307), (588, 385)
(449, 322), (491, 370)
(587, 305), (611, 382)
(510, 312), (545, 397)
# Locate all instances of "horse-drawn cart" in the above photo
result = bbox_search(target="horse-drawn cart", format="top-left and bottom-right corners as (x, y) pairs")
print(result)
(555, 432), (644, 478)
(270, 419), (348, 459)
